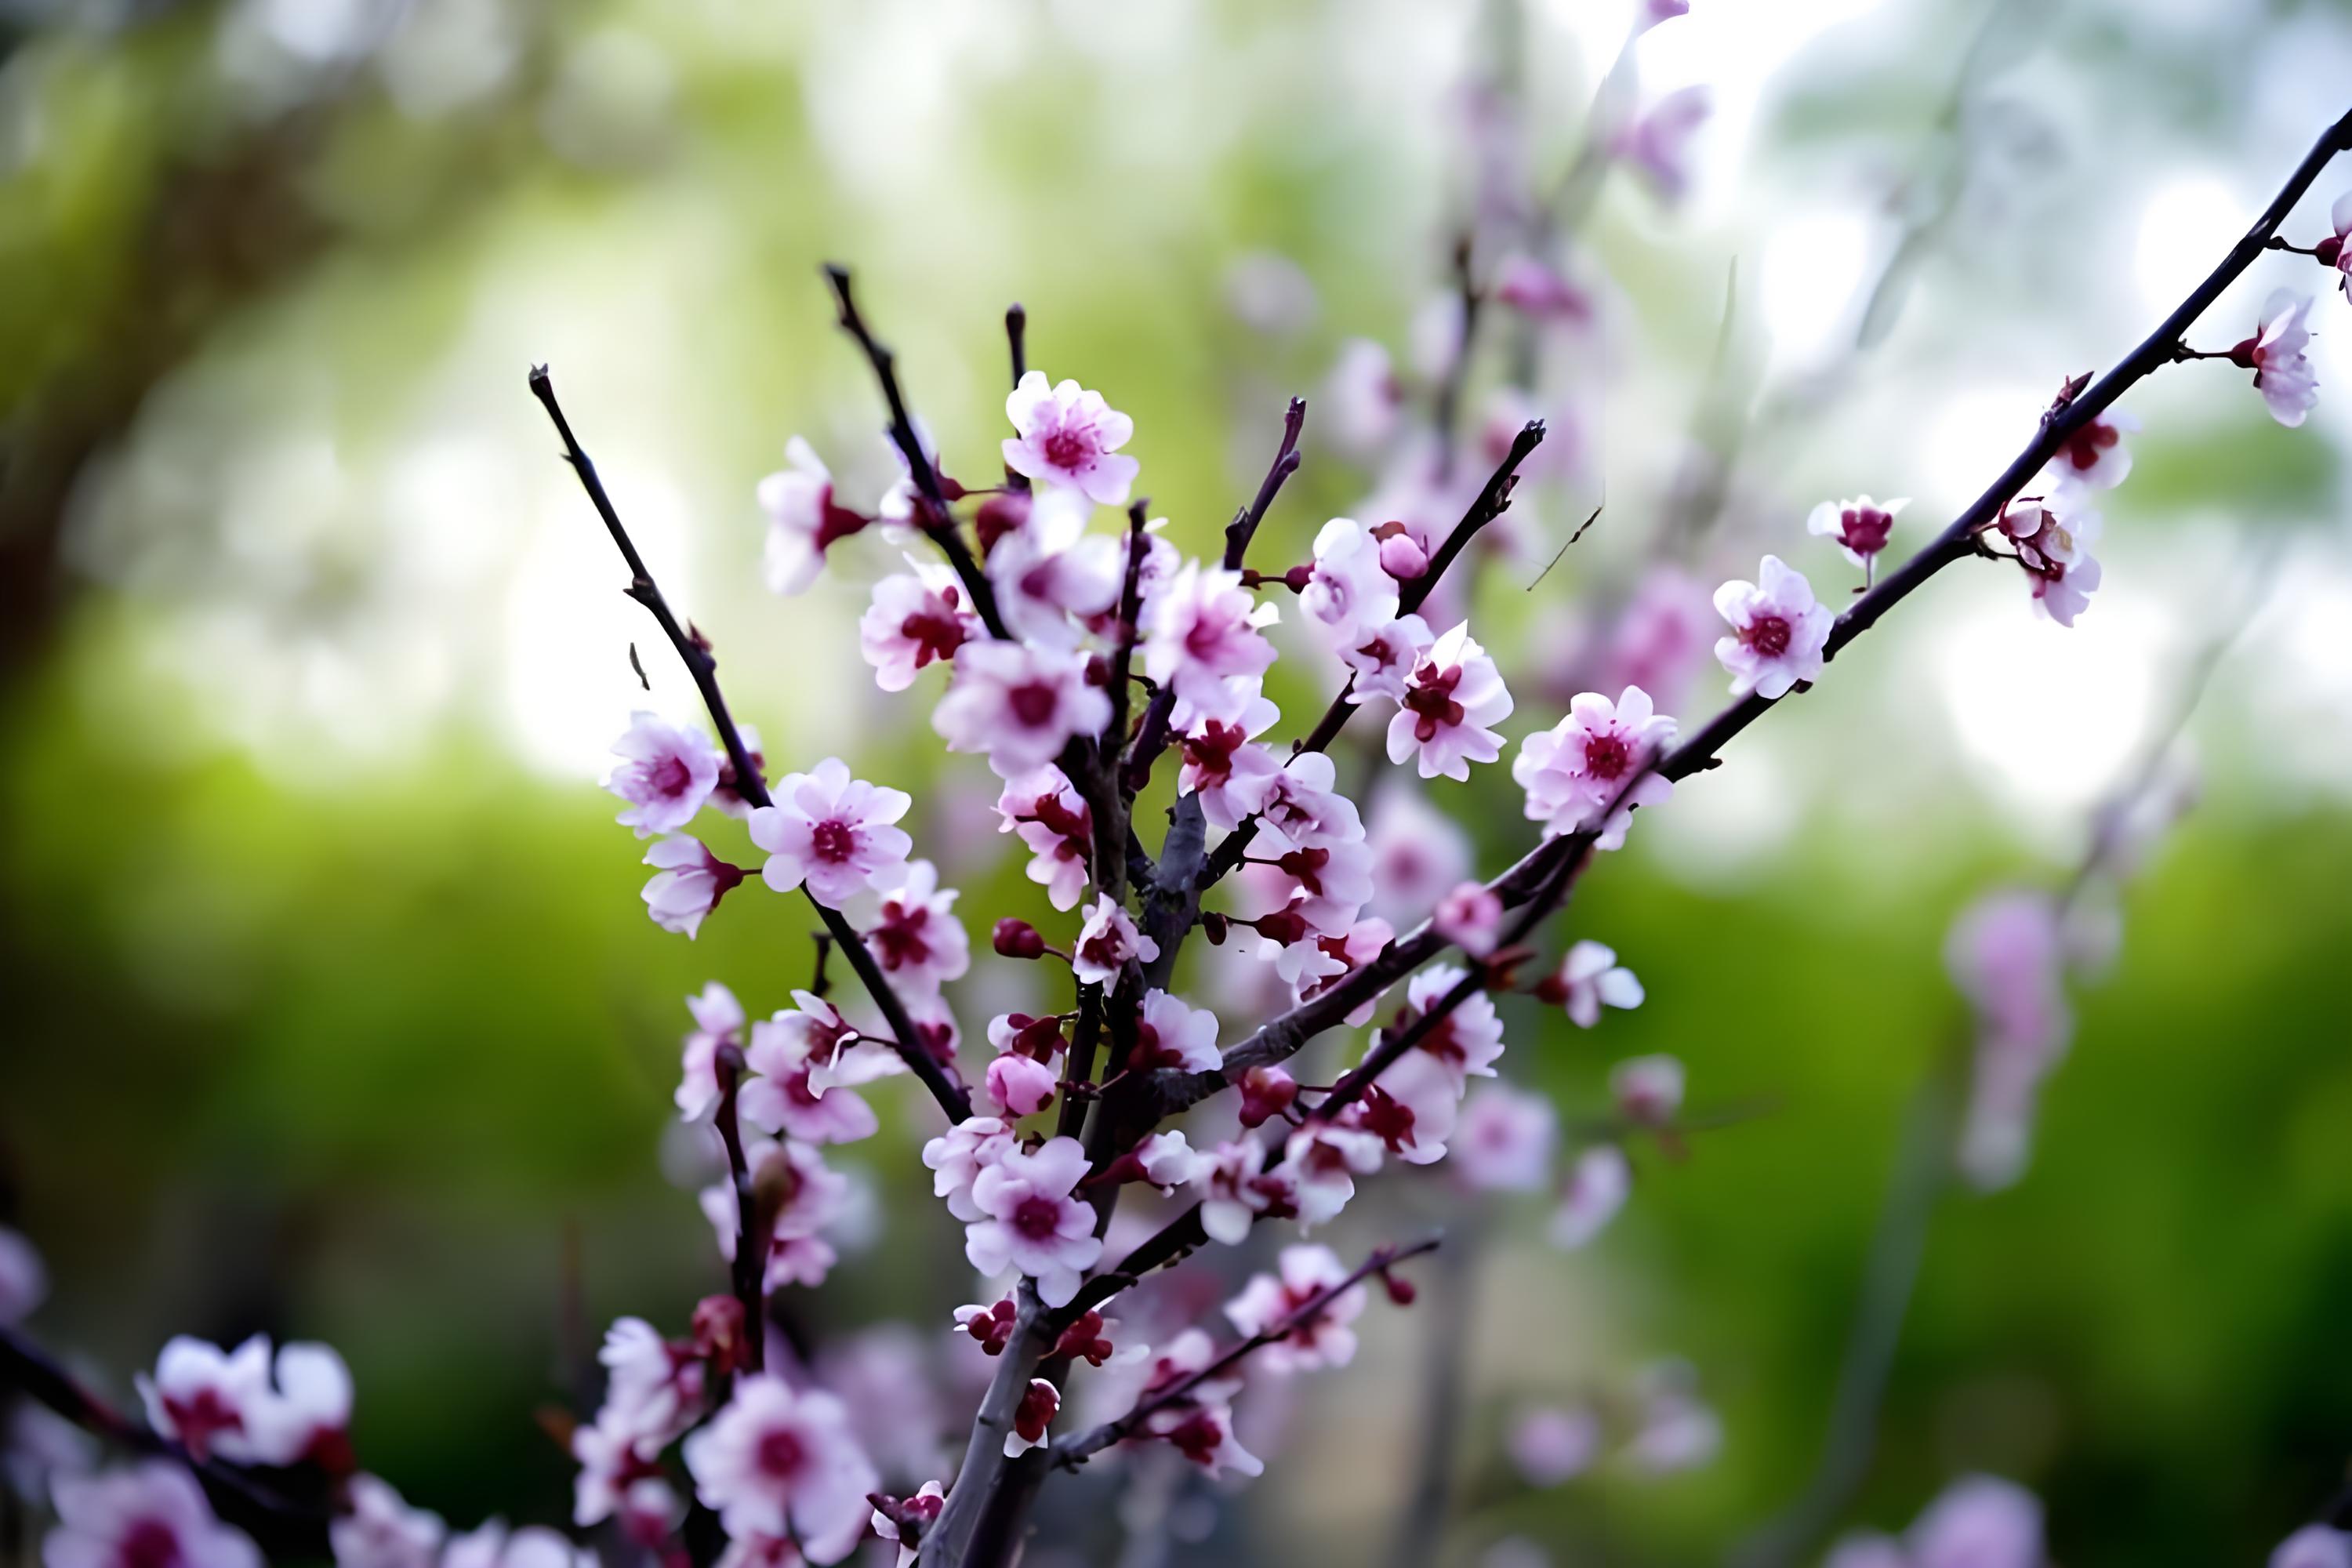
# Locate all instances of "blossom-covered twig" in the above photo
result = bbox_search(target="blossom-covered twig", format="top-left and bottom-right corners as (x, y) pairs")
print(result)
(709, 1047), (769, 1373)
(1048, 1236), (1439, 1469)
(529, 366), (973, 1123)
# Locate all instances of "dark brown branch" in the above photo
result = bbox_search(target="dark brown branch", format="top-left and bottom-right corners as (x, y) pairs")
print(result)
(528, 367), (972, 1124)
(710, 1046), (768, 1373)
(1050, 1236), (1439, 1468)
(1004, 303), (1028, 387)
(1222, 397), (1307, 571)
(820, 264), (1011, 641)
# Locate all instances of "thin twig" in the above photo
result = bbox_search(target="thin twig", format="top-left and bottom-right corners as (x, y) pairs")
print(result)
(1222, 397), (1307, 571)
(710, 1047), (769, 1374)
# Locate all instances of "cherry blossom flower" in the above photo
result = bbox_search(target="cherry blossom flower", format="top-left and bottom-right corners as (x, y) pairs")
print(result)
(1073, 893), (1159, 986)
(1178, 699), (1284, 830)
(441, 1521), (593, 1568)
(1543, 940), (1644, 1029)
(1352, 1047), (1461, 1167)
(1325, 339), (1404, 458)
(1257, 752), (1367, 851)
(1494, 256), (1593, 323)
(1613, 86), (1711, 204)
(1129, 989), (1221, 1073)
(2232, 289), (2320, 426)
(1191, 1139), (1294, 1244)
(1127, 1130), (1210, 1193)
(605, 712), (722, 837)
(934, 641), (1112, 776)
(739, 1001), (885, 1145)
(1345, 614), (1440, 708)
(572, 1408), (661, 1528)
(1454, 1084), (1559, 1192)
(1807, 495), (1908, 578)
(859, 561), (977, 691)
(2047, 409), (2137, 495)
(1143, 561), (1279, 723)
(709, 723), (766, 820)
(47, 1463), (262, 1568)
(643, 836), (746, 938)
(1387, 621), (1515, 780)
(1513, 685), (1677, 848)
(1600, 567), (1717, 720)
(994, 765), (1092, 909)
(1002, 372), (1141, 505)
(759, 438), (872, 597)
(675, 982), (744, 1123)
(682, 1375), (879, 1565)
(0, 1225), (44, 1325)
(921, 1117), (1015, 1222)
(1223, 1244), (1367, 1373)
(595, 1317), (703, 1450)
(1434, 881), (1503, 956)
(702, 1139), (851, 1292)
(869, 1481), (945, 1568)
(1508, 1405), (1602, 1486)
(1713, 555), (1832, 699)
(1626, 1363), (1721, 1474)
(1377, 528), (1431, 583)
(748, 758), (913, 906)
(964, 1137), (1105, 1308)
(2274, 1525), (2352, 1568)
(1281, 1123), (1385, 1231)
(1403, 964), (1505, 1089)
(1906, 1475), (2043, 1568)
(857, 860), (969, 993)
(1610, 1055), (1685, 1126)
(1301, 518), (1403, 647)
(137, 1336), (272, 1462)
(251, 1341), (353, 1469)
(1141, 1399), (1262, 1479)
(1003, 1378), (1060, 1458)
(1363, 782), (1471, 925)
(986, 489), (1124, 647)
(1243, 829), (1376, 949)
(1551, 1145), (1632, 1249)
(331, 1475), (445, 1568)
(985, 1052), (1058, 1118)
(1995, 497), (2103, 627)
(1294, 916), (1397, 1027)
(1237, 1068), (1301, 1129)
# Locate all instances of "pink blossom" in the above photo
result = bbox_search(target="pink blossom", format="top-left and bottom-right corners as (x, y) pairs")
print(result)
(331, 1475), (445, 1568)
(676, 982), (745, 1123)
(1002, 372), (1141, 505)
(710, 723), (766, 820)
(1386, 620), (1514, 780)
(934, 641), (1112, 776)
(1351, 1047), (1460, 1167)
(2328, 190), (2352, 294)
(1073, 893), (1158, 986)
(985, 1052), (1059, 1118)
(1223, 1243), (1367, 1373)
(2234, 289), (2320, 426)
(1544, 940), (1644, 1029)
(605, 711), (722, 837)
(857, 859), (968, 993)
(1178, 699), (1284, 830)
(749, 757), (913, 906)
(1714, 554), (1831, 699)
(1508, 1405), (1601, 1486)
(1403, 964), (1505, 1090)
(1627, 1363), (1720, 1474)
(1141, 1399), (1262, 1479)
(594, 1316), (702, 1451)
(643, 836), (746, 938)
(869, 1481), (945, 1568)
(1494, 254), (1594, 323)
(1432, 881), (1503, 957)
(1280, 1123), (1385, 1230)
(1363, 782), (1470, 925)
(702, 1138), (851, 1291)
(920, 1116), (1015, 1222)
(1193, 1138), (1298, 1244)
(1613, 86), (1711, 204)
(995, 766), (1092, 909)
(964, 1137), (1105, 1308)
(249, 1342), (353, 1468)
(1907, 1475), (2042, 1568)
(986, 489), (1123, 648)
(1996, 497), (2102, 628)
(46, 1463), (261, 1568)
(2273, 1525), (2352, 1568)
(1237, 1068), (1301, 1129)
(441, 1521), (592, 1568)
(136, 1336), (271, 1462)
(1257, 752), (1367, 851)
(1143, 561), (1279, 724)
(1550, 1145), (1631, 1249)
(1294, 916), (1397, 1027)
(1243, 830), (1375, 946)
(739, 1000), (884, 1145)
(0, 1225), (44, 1326)
(1378, 530), (1431, 582)
(1806, 494), (1908, 573)
(859, 561), (977, 691)
(1301, 518), (1402, 647)
(1600, 567), (1716, 720)
(1324, 339), (1404, 458)
(1130, 1130), (1210, 1193)
(2047, 409), (2136, 495)
(1454, 1084), (1559, 1192)
(572, 1408), (659, 1528)
(1512, 685), (1677, 848)
(1002, 1379), (1060, 1458)
(758, 438), (870, 597)
(1610, 1054), (1684, 1126)
(1131, 989), (1221, 1073)
(682, 1375), (878, 1564)
(1341, 611), (1438, 706)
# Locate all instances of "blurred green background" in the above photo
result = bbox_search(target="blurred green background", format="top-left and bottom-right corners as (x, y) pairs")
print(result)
(3, 1), (2350, 1564)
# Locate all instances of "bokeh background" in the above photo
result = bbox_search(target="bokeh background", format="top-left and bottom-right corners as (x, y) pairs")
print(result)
(4, 0), (2351, 1564)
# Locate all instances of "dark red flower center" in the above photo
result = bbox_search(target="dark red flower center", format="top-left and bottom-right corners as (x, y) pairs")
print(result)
(1742, 615), (1791, 658)
(1008, 681), (1060, 728)
(810, 818), (855, 862)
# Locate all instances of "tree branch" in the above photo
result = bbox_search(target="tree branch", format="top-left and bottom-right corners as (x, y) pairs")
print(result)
(1222, 397), (1307, 571)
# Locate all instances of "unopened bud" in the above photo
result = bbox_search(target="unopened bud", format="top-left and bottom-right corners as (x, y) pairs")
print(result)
(993, 918), (1046, 960)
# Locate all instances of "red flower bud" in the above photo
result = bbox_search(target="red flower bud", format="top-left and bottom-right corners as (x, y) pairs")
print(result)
(993, 918), (1046, 960)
